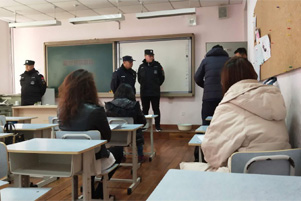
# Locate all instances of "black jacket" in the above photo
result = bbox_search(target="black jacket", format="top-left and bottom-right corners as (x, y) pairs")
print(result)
(20, 68), (47, 105)
(194, 48), (229, 101)
(111, 65), (136, 93)
(59, 103), (111, 158)
(105, 98), (146, 145)
(138, 60), (165, 97)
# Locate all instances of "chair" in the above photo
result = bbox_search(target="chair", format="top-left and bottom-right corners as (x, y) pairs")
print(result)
(55, 130), (117, 201)
(48, 116), (59, 138)
(0, 115), (6, 126)
(107, 117), (134, 146)
(229, 149), (301, 176)
(0, 142), (9, 180)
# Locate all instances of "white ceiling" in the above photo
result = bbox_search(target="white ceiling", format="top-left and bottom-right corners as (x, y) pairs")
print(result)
(0, 0), (243, 23)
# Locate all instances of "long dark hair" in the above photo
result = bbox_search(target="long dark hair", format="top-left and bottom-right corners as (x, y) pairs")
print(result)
(58, 69), (99, 125)
(221, 57), (258, 94)
(114, 83), (136, 101)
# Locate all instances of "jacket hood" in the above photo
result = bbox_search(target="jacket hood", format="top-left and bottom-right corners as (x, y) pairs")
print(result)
(106, 98), (136, 110)
(220, 79), (286, 121)
(206, 48), (229, 57)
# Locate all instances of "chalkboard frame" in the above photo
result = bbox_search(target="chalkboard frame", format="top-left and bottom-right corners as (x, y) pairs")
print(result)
(44, 39), (116, 98)
(44, 33), (195, 98)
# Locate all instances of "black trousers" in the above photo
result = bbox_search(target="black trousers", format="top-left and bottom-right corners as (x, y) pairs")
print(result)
(194, 99), (222, 162)
(141, 96), (161, 127)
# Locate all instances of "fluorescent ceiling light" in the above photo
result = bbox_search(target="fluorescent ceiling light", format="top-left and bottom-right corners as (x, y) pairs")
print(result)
(136, 8), (196, 19)
(9, 20), (61, 28)
(69, 14), (125, 25)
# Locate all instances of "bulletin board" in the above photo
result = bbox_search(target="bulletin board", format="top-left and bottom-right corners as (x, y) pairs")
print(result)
(255, 0), (301, 80)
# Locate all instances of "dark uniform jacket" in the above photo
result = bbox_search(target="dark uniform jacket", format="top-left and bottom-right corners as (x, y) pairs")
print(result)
(111, 65), (136, 93)
(137, 60), (165, 97)
(59, 103), (111, 159)
(194, 48), (229, 101)
(20, 68), (46, 106)
(105, 98), (146, 146)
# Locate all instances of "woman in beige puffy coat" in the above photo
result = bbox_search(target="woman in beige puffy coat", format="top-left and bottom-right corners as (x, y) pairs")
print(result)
(180, 57), (291, 172)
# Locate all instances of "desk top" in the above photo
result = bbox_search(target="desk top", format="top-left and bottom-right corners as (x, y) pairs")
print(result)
(12, 105), (57, 109)
(188, 134), (204, 146)
(0, 180), (9, 188)
(113, 124), (144, 131)
(145, 115), (158, 119)
(195, 125), (208, 133)
(7, 138), (106, 154)
(12, 123), (58, 131)
(0, 188), (51, 200)
(0, 133), (14, 139)
(147, 169), (301, 201)
(6, 116), (38, 122)
(205, 116), (212, 121)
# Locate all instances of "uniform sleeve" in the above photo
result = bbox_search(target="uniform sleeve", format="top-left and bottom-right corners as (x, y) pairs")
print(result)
(110, 71), (119, 93)
(159, 64), (165, 86)
(137, 65), (142, 84)
(194, 60), (206, 88)
(91, 107), (111, 142)
(201, 104), (246, 168)
(38, 74), (47, 96)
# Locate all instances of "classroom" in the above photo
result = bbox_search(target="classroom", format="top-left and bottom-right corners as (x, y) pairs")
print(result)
(1, 0), (301, 200)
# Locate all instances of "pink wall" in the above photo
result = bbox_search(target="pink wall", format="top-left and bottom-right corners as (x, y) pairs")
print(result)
(10, 5), (245, 125)
(0, 20), (12, 94)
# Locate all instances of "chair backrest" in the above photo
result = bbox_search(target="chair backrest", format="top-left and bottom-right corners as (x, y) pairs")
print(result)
(107, 117), (134, 146)
(244, 155), (295, 176)
(107, 117), (134, 124)
(229, 149), (301, 176)
(0, 142), (9, 180)
(0, 115), (6, 126)
(55, 130), (101, 152)
(48, 116), (59, 131)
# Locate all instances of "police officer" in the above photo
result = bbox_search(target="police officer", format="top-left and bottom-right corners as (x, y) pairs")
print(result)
(138, 49), (165, 131)
(111, 55), (136, 93)
(20, 60), (47, 106)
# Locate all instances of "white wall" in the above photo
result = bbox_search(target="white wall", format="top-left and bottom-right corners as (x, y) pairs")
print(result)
(248, 0), (301, 148)
(9, 5), (245, 125)
(0, 20), (13, 94)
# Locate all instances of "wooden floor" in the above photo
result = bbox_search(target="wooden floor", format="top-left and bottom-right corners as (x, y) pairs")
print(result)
(10, 132), (195, 201)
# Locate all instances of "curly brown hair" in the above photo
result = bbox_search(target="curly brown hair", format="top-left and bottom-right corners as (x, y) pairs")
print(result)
(58, 69), (100, 125)
(221, 57), (258, 94)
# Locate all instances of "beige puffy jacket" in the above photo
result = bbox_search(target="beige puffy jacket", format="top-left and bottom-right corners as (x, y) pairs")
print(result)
(202, 79), (291, 168)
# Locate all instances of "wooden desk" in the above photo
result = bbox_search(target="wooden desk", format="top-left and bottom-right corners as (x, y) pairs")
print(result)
(7, 138), (106, 201)
(188, 134), (204, 162)
(12, 105), (57, 124)
(0, 187), (51, 201)
(6, 116), (37, 123)
(109, 124), (144, 195)
(144, 114), (158, 161)
(12, 123), (58, 139)
(0, 180), (9, 189)
(147, 169), (301, 201)
(195, 125), (208, 134)
(0, 133), (14, 139)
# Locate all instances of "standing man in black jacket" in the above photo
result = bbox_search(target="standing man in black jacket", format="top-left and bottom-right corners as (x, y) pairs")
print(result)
(20, 60), (47, 106)
(111, 55), (136, 93)
(194, 45), (229, 125)
(138, 49), (165, 131)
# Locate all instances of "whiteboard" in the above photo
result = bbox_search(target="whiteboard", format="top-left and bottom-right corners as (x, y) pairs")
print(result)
(118, 37), (192, 95)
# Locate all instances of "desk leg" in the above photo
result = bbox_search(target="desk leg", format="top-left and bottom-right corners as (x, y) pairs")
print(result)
(72, 175), (78, 201)
(82, 150), (94, 201)
(127, 130), (141, 195)
(144, 118), (156, 161)
(198, 147), (203, 162)
(14, 175), (30, 187)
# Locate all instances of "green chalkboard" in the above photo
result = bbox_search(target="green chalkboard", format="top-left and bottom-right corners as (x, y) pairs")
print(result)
(46, 42), (114, 94)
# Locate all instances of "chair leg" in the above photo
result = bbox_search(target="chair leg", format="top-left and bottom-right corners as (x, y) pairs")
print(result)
(72, 175), (78, 201)
(103, 174), (109, 201)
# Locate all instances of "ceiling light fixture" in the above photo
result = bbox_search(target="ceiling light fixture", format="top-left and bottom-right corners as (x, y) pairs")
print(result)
(69, 13), (125, 25)
(9, 20), (61, 28)
(136, 8), (196, 19)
